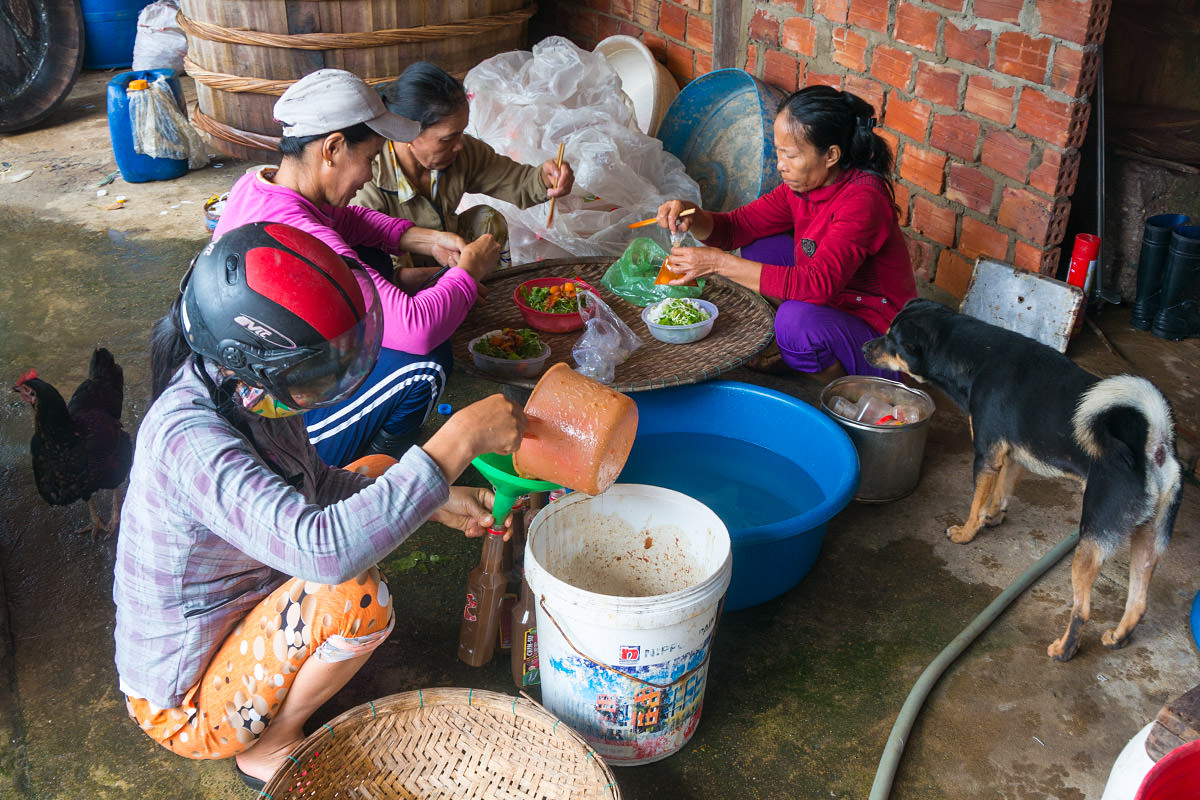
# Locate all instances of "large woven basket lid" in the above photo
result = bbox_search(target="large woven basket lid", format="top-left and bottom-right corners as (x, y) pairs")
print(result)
(262, 688), (622, 799)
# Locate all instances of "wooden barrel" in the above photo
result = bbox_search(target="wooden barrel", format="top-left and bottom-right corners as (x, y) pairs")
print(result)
(178, 0), (536, 162)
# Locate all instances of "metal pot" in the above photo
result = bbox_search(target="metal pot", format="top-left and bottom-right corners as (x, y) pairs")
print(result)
(819, 376), (935, 503)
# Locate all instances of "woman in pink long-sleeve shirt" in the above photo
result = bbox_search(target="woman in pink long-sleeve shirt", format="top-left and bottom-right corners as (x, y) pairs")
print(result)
(213, 69), (501, 466)
(656, 85), (916, 381)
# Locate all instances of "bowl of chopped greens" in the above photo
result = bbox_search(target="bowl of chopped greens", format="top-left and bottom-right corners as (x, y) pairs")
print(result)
(641, 297), (718, 343)
(469, 328), (552, 379)
(513, 277), (593, 333)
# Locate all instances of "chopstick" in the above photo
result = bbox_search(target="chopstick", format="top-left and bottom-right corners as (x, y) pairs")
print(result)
(546, 142), (565, 227)
(628, 207), (696, 229)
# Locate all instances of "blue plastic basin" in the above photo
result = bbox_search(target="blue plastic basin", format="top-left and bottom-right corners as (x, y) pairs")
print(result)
(621, 381), (859, 610)
(656, 69), (787, 212)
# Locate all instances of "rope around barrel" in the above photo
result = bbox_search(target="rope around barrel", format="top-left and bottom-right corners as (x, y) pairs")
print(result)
(183, 57), (407, 95)
(176, 6), (536, 50)
(191, 106), (282, 151)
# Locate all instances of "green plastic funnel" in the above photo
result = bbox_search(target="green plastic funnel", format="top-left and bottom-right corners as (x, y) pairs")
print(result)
(471, 452), (561, 524)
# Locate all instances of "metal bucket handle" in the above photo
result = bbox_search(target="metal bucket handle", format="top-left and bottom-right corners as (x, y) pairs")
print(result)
(536, 594), (724, 691)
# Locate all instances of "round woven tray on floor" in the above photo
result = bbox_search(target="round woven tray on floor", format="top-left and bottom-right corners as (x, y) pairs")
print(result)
(262, 688), (621, 800)
(450, 257), (776, 393)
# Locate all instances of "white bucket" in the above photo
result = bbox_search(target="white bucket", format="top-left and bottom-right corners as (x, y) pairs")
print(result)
(524, 484), (732, 765)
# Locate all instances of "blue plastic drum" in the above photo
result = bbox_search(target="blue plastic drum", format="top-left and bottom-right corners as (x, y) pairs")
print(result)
(656, 69), (787, 212)
(81, 0), (143, 69)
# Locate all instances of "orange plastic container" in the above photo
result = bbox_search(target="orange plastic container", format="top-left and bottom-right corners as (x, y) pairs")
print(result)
(512, 363), (638, 495)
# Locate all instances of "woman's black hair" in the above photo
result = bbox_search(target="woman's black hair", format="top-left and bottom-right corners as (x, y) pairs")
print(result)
(378, 62), (468, 131)
(278, 121), (377, 158)
(777, 85), (896, 204)
(150, 294), (192, 401)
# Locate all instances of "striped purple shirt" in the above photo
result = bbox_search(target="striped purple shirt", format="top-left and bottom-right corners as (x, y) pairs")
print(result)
(113, 361), (447, 707)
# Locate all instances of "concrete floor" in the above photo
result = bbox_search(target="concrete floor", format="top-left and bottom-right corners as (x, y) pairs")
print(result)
(1, 70), (1198, 799)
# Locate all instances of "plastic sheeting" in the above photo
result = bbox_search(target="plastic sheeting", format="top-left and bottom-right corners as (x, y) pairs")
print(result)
(463, 36), (701, 264)
(130, 75), (209, 169)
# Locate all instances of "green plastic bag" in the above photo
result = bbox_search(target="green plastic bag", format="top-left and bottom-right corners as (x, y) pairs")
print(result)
(601, 238), (706, 307)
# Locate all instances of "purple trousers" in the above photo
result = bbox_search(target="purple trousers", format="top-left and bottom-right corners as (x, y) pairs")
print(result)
(774, 300), (899, 380)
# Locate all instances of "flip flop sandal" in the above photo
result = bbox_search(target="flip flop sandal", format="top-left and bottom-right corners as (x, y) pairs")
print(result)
(746, 349), (791, 375)
(233, 761), (267, 792)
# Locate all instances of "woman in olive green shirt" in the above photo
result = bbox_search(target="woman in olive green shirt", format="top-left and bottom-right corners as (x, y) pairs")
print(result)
(352, 61), (575, 270)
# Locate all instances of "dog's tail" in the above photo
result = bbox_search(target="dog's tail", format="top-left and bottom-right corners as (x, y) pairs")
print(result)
(1073, 375), (1181, 499)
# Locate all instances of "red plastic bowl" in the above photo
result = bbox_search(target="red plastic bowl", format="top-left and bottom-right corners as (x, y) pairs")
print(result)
(513, 277), (595, 333)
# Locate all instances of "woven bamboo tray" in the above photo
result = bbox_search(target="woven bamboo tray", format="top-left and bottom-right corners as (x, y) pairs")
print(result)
(261, 688), (621, 800)
(450, 257), (776, 393)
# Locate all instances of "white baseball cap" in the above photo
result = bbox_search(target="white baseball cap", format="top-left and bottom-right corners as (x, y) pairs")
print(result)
(274, 69), (420, 142)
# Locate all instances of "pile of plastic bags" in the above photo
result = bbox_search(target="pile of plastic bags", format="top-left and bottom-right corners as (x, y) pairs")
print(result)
(463, 36), (702, 264)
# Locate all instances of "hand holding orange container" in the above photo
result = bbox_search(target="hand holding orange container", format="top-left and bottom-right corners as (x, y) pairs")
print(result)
(512, 363), (638, 495)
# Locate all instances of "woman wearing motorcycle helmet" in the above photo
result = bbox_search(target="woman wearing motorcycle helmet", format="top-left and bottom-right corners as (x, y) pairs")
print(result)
(214, 68), (503, 467)
(116, 222), (524, 789)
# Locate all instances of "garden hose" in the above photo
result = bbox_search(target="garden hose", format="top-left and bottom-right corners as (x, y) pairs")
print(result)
(869, 528), (1083, 800)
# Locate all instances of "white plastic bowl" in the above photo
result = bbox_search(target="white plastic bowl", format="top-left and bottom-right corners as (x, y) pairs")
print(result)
(594, 35), (680, 136)
(469, 331), (551, 379)
(641, 298), (718, 344)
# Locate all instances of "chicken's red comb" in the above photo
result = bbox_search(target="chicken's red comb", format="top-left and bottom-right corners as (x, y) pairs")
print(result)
(16, 369), (37, 385)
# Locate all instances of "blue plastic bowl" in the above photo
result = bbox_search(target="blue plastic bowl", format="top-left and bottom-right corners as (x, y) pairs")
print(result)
(656, 69), (787, 212)
(622, 381), (859, 610)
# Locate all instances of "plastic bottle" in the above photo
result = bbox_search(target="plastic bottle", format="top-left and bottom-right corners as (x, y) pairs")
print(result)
(854, 392), (895, 425)
(497, 498), (526, 654)
(510, 576), (540, 687)
(829, 395), (858, 420)
(457, 528), (507, 667)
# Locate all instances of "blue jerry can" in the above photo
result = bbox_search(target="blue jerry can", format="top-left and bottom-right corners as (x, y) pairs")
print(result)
(106, 69), (189, 183)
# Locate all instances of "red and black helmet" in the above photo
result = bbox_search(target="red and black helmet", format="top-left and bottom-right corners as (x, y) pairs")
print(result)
(180, 221), (383, 411)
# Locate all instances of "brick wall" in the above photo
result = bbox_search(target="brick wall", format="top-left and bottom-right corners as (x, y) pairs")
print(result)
(550, 0), (1108, 297)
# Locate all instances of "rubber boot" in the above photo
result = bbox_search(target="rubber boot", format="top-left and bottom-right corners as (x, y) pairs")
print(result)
(1150, 226), (1200, 340)
(1130, 213), (1190, 329)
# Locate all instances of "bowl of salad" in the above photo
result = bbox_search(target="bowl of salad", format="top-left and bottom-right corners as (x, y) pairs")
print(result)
(513, 277), (593, 333)
(469, 328), (552, 379)
(641, 297), (718, 344)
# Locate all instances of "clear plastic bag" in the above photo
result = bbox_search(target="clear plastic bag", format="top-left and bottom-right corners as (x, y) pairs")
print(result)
(601, 236), (706, 307)
(571, 290), (644, 384)
(129, 76), (209, 169)
(462, 36), (701, 264)
(132, 0), (188, 73)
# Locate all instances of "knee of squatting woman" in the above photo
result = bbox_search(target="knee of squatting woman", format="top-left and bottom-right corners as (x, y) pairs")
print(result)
(114, 222), (525, 789)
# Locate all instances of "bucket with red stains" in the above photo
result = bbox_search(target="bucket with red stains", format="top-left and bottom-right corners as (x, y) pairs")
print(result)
(524, 484), (731, 765)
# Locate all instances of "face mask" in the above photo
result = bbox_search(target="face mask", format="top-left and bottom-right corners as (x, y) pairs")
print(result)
(235, 381), (300, 419)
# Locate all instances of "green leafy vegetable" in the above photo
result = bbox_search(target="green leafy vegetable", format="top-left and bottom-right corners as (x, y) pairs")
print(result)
(522, 282), (580, 313)
(472, 328), (545, 360)
(649, 298), (710, 326)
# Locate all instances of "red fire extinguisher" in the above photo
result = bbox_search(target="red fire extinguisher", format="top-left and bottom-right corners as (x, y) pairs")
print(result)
(1066, 234), (1100, 335)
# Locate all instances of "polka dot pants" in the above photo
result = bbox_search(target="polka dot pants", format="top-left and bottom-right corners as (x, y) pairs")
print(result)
(125, 568), (394, 759)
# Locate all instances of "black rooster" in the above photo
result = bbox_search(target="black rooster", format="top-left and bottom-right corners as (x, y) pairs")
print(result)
(13, 348), (134, 539)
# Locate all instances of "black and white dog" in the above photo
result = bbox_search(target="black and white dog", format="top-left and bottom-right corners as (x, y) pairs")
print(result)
(863, 299), (1183, 661)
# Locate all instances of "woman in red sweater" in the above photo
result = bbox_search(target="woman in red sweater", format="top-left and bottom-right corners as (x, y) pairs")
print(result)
(656, 85), (916, 380)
